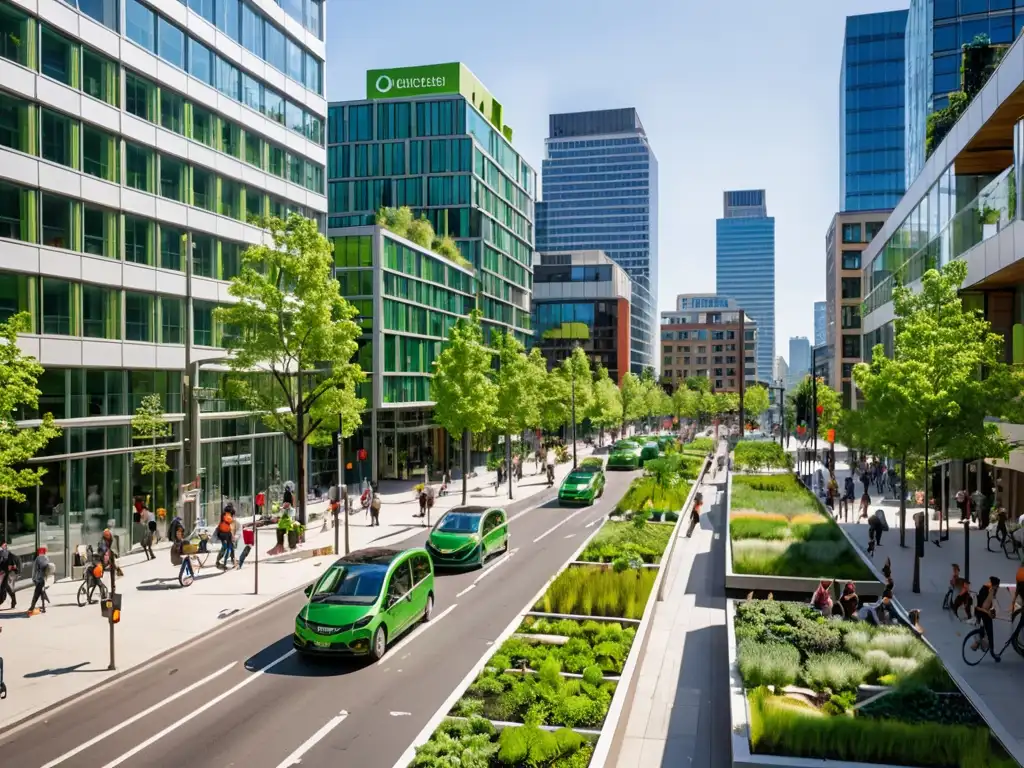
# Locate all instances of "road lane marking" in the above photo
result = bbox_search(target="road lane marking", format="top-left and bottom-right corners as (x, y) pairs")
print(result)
(455, 584), (476, 597)
(98, 649), (296, 768)
(473, 548), (519, 585)
(564, 533), (576, 539)
(377, 603), (458, 666)
(532, 507), (588, 543)
(275, 710), (349, 767)
(39, 663), (236, 768)
(584, 518), (601, 528)
(390, 711), (411, 717)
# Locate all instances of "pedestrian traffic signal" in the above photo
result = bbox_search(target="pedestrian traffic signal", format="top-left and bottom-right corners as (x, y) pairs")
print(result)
(111, 608), (121, 624)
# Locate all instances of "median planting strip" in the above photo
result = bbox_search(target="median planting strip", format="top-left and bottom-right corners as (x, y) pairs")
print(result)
(404, 438), (710, 768)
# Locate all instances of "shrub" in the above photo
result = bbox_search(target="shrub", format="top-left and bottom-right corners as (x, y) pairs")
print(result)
(859, 684), (985, 727)
(802, 652), (869, 692)
(733, 441), (792, 471)
(685, 437), (714, 453)
(579, 521), (674, 563)
(496, 725), (588, 765)
(538, 567), (656, 619)
(412, 717), (498, 767)
(731, 538), (874, 580)
(737, 641), (801, 688)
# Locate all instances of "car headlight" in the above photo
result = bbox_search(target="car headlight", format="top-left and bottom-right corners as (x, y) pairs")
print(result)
(352, 615), (373, 630)
(296, 615), (309, 629)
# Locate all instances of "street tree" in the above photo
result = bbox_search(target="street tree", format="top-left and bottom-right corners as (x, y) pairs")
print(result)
(618, 372), (644, 433)
(216, 214), (366, 523)
(132, 393), (172, 509)
(492, 331), (542, 491)
(684, 376), (711, 393)
(432, 310), (497, 504)
(0, 313), (62, 503)
(671, 386), (696, 423)
(786, 375), (840, 440)
(587, 366), (622, 444)
(556, 346), (595, 428)
(743, 385), (771, 425)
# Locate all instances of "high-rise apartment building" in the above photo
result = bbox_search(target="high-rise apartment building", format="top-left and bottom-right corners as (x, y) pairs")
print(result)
(326, 63), (537, 344)
(814, 301), (826, 347)
(0, 0), (327, 574)
(536, 108), (657, 374)
(840, 10), (907, 212)
(905, 0), (1017, 186)
(787, 337), (811, 392)
(715, 190), (775, 382)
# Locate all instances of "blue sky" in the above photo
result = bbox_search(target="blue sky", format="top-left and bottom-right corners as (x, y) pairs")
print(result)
(326, 0), (906, 363)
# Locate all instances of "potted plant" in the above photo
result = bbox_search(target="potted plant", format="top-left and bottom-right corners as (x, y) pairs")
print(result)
(979, 204), (1001, 238)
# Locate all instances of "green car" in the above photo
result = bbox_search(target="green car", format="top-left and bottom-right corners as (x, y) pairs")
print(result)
(426, 506), (509, 568)
(558, 468), (606, 505)
(607, 440), (642, 470)
(639, 441), (663, 466)
(293, 547), (434, 660)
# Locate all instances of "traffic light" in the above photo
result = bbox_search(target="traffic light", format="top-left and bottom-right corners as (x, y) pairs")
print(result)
(112, 608), (121, 624)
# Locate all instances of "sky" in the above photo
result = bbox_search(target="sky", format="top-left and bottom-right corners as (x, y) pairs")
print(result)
(325, 0), (907, 365)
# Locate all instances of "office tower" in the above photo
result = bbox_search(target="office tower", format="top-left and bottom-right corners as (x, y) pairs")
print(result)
(788, 337), (811, 392)
(327, 63), (537, 343)
(905, 0), (1016, 186)
(814, 301), (827, 346)
(840, 10), (907, 211)
(0, 0), (327, 575)
(775, 356), (789, 388)
(715, 190), (775, 382)
(536, 108), (658, 374)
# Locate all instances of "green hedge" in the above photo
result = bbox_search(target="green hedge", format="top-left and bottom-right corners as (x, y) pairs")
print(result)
(734, 441), (792, 471)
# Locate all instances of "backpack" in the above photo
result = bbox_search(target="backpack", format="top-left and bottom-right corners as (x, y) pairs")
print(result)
(371, 495), (381, 511)
(218, 513), (233, 534)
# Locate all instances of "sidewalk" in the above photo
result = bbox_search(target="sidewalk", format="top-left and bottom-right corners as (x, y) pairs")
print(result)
(0, 449), (592, 731)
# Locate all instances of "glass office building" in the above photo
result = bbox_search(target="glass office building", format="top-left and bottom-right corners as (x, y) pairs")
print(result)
(905, 0), (1019, 186)
(326, 63), (537, 345)
(841, 10), (907, 212)
(814, 301), (826, 347)
(0, 0), (327, 577)
(715, 190), (775, 383)
(535, 108), (658, 374)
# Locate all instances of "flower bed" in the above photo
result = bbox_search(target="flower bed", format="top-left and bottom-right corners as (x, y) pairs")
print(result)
(733, 600), (1019, 768)
(733, 441), (791, 472)
(577, 522), (674, 565)
(730, 475), (873, 580)
(411, 717), (594, 767)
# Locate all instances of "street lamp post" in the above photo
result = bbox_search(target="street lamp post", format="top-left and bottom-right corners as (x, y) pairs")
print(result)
(811, 346), (819, 460)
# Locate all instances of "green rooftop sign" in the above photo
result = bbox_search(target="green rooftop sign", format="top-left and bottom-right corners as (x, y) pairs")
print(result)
(366, 63), (462, 99)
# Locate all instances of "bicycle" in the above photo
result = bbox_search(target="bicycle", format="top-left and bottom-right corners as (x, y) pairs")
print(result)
(962, 603), (1024, 666)
(177, 532), (211, 587)
(76, 566), (109, 607)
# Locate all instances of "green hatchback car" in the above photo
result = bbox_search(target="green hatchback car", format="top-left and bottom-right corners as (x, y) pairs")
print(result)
(426, 506), (509, 568)
(558, 468), (606, 505)
(607, 440), (642, 470)
(294, 547), (434, 660)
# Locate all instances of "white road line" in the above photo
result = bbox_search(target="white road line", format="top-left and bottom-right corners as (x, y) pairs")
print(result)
(275, 710), (349, 767)
(40, 663), (236, 768)
(377, 603), (458, 665)
(564, 533), (576, 539)
(99, 650), (296, 768)
(473, 548), (519, 584)
(455, 584), (476, 597)
(532, 507), (588, 543)
(390, 711), (412, 717)
(584, 518), (601, 528)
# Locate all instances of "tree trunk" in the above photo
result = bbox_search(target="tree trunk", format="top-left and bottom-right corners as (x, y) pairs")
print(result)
(506, 432), (513, 500)
(923, 433), (930, 539)
(900, 450), (907, 548)
(294, 438), (307, 525)
(461, 428), (470, 505)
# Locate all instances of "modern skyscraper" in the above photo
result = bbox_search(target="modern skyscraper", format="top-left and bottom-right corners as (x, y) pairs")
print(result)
(788, 337), (811, 392)
(715, 190), (775, 382)
(814, 301), (827, 347)
(905, 0), (1016, 186)
(326, 63), (537, 344)
(0, 0), (327, 575)
(536, 108), (658, 374)
(840, 10), (907, 212)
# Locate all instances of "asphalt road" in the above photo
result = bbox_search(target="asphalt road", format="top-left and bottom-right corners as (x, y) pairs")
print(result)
(0, 470), (638, 768)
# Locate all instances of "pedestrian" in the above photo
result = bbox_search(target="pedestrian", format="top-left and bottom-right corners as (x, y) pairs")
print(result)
(425, 481), (435, 522)
(859, 490), (871, 520)
(27, 546), (51, 616)
(370, 491), (381, 527)
(139, 505), (155, 560)
(972, 576), (1002, 662)
(686, 497), (703, 537)
(840, 582), (859, 619)
(171, 522), (193, 583)
(417, 486), (427, 518)
(216, 504), (235, 568)
(0, 541), (18, 610)
(908, 608), (924, 636)
(868, 509), (885, 546)
(860, 468), (871, 497)
(811, 579), (834, 616)
(230, 513), (241, 568)
(842, 476), (855, 522)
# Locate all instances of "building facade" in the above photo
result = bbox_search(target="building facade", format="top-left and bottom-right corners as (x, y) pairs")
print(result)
(825, 210), (888, 408)
(787, 337), (811, 392)
(531, 250), (632, 384)
(775, 355), (789, 388)
(0, 0), (327, 574)
(326, 63), (537, 344)
(715, 190), (775, 381)
(535, 108), (657, 374)
(841, 10), (907, 212)
(814, 300), (826, 346)
(660, 294), (757, 394)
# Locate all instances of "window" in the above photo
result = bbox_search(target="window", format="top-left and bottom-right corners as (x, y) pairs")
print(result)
(83, 125), (118, 182)
(83, 205), (116, 257)
(264, 88), (285, 125)
(125, 292), (153, 342)
(41, 193), (73, 249)
(156, 17), (184, 69)
(241, 3), (263, 57)
(124, 215), (152, 265)
(244, 134), (262, 168)
(221, 241), (241, 279)
(264, 23), (285, 72)
(41, 109), (73, 168)
(83, 284), (117, 339)
(125, 143), (152, 192)
(285, 39), (303, 83)
(160, 297), (183, 343)
(289, 154), (303, 185)
(841, 277), (861, 300)
(42, 278), (74, 335)
(841, 305), (861, 330)
(865, 221), (883, 241)
(192, 234), (215, 277)
(191, 105), (214, 147)
(82, 48), (118, 106)
(188, 0), (214, 24)
(306, 0), (322, 37)
(287, 100), (303, 135)
(215, 56), (239, 99)
(241, 74), (262, 113)
(268, 145), (285, 177)
(841, 223), (862, 243)
(159, 225), (183, 270)
(0, 91), (31, 154)
(245, 187), (263, 221)
(216, 0), (240, 40)
(221, 120), (240, 158)
(841, 250), (861, 270)
(304, 52), (321, 94)
(126, 72), (155, 121)
(125, 0), (156, 52)
(193, 301), (214, 345)
(0, 4), (29, 67)
(40, 27), (75, 86)
(411, 553), (429, 583)
(160, 90), (184, 134)
(0, 180), (28, 241)
(220, 178), (240, 219)
(192, 167), (214, 211)
(159, 154), (185, 202)
(842, 334), (860, 358)
(77, 0), (119, 31)
(189, 38), (213, 86)
(387, 562), (412, 601)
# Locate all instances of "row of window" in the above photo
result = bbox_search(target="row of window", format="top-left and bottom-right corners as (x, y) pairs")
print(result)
(327, 139), (474, 180)
(932, 14), (1019, 54)
(383, 273), (476, 317)
(125, 0), (321, 95)
(0, 272), (232, 346)
(381, 299), (461, 339)
(383, 239), (475, 294)
(840, 221), (884, 243)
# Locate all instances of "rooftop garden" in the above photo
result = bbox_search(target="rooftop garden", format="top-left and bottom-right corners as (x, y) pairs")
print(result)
(376, 206), (474, 270)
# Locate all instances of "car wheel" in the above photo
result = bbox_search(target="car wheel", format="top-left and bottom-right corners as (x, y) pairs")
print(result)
(370, 625), (388, 661)
(423, 593), (434, 623)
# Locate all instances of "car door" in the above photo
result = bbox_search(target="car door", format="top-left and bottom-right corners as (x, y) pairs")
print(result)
(410, 553), (432, 616)
(384, 560), (415, 636)
(484, 511), (506, 552)
(479, 513), (496, 557)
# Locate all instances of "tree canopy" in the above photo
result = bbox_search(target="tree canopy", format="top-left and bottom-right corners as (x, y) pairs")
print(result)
(132, 393), (172, 478)
(743, 385), (771, 423)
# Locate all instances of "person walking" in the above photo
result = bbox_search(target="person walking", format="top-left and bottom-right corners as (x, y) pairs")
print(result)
(546, 447), (556, 487)
(139, 505), (156, 560)
(0, 541), (18, 610)
(425, 481), (435, 523)
(370, 490), (381, 527)
(842, 476), (855, 522)
(216, 504), (236, 568)
(686, 496), (703, 537)
(859, 490), (871, 521)
(27, 546), (51, 616)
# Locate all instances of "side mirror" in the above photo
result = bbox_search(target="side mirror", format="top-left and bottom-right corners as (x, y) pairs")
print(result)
(304, 584), (313, 598)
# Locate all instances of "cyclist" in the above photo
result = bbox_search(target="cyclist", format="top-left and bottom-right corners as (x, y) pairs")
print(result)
(971, 576), (1002, 662)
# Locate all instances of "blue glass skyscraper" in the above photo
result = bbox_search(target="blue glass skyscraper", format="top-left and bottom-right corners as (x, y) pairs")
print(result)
(716, 191), (775, 383)
(840, 10), (907, 212)
(536, 108), (658, 373)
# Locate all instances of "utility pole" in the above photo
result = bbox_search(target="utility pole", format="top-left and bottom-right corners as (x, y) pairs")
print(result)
(811, 347), (819, 458)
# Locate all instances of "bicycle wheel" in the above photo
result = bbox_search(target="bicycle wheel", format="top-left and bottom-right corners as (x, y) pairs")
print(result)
(76, 580), (88, 607)
(179, 562), (195, 588)
(962, 628), (989, 666)
(1003, 536), (1018, 560)
(942, 589), (952, 610)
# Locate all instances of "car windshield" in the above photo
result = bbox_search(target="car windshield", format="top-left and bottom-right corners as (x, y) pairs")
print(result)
(436, 512), (482, 533)
(309, 564), (388, 605)
(567, 472), (593, 484)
